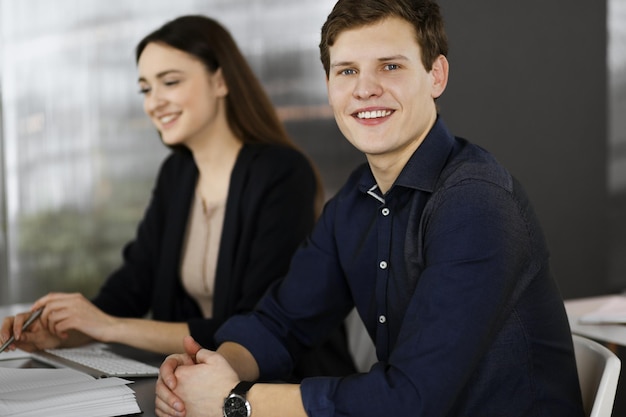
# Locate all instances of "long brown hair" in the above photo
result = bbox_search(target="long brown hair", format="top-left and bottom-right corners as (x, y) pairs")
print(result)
(136, 15), (325, 213)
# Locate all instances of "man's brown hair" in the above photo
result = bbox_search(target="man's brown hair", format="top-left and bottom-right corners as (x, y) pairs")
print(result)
(319, 0), (448, 76)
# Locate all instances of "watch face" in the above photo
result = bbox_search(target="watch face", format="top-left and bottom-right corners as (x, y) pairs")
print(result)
(223, 394), (250, 417)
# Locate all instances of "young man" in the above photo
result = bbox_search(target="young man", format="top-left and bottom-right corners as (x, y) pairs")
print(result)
(155, 1), (585, 416)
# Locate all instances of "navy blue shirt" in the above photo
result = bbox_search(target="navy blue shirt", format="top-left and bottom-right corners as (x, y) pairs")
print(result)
(216, 118), (584, 417)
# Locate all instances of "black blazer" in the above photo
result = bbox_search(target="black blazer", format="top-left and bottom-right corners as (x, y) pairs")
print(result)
(92, 143), (355, 379)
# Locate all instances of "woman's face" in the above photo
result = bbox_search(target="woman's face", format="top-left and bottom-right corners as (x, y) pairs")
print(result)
(137, 42), (228, 148)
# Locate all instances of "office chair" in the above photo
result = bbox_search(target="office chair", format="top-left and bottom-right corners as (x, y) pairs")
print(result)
(573, 334), (621, 417)
(345, 309), (376, 372)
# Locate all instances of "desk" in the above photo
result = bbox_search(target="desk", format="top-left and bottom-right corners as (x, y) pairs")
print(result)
(0, 304), (162, 417)
(565, 295), (626, 347)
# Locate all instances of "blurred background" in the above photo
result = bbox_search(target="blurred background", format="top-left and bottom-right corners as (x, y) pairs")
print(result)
(0, 0), (624, 305)
(0, 0), (363, 303)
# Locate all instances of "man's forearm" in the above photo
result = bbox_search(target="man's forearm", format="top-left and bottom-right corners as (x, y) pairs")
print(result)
(248, 383), (308, 417)
(217, 341), (261, 382)
(217, 342), (308, 416)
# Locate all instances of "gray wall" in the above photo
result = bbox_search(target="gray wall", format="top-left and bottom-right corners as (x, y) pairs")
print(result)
(437, 1), (608, 299)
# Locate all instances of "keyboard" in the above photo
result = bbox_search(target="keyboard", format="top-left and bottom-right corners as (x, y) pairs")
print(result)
(31, 343), (160, 378)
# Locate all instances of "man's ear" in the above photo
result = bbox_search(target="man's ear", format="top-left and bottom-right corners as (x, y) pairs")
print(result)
(430, 55), (449, 99)
(326, 76), (332, 106)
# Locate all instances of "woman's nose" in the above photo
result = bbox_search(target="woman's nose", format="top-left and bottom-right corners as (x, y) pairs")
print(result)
(144, 88), (166, 113)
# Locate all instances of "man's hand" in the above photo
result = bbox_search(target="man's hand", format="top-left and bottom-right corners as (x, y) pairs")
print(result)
(155, 336), (202, 417)
(155, 336), (241, 417)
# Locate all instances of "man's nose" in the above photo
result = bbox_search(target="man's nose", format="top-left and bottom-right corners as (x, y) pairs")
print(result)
(353, 73), (383, 99)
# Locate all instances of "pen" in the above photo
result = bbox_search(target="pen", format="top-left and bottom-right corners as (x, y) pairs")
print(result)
(0, 307), (44, 353)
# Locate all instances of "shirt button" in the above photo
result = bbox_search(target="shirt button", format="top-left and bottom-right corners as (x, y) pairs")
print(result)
(379, 315), (387, 324)
(379, 261), (388, 269)
(381, 208), (390, 216)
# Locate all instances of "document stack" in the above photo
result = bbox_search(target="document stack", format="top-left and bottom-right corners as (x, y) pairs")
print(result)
(0, 367), (141, 417)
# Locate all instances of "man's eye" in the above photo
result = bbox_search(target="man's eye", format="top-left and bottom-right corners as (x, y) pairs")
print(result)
(340, 69), (356, 76)
(384, 64), (400, 71)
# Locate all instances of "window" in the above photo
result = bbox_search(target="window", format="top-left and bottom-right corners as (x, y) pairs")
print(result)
(0, 0), (361, 304)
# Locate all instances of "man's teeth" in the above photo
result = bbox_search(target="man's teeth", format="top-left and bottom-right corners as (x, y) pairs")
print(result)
(357, 110), (392, 119)
(160, 114), (177, 124)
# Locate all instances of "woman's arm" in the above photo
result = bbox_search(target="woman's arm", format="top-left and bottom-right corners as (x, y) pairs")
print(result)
(102, 317), (190, 354)
(33, 292), (191, 354)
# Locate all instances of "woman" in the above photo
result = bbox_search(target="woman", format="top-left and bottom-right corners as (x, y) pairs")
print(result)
(1, 15), (355, 379)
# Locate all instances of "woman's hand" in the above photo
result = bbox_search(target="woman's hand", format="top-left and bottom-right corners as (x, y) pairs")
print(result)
(32, 292), (116, 343)
(1, 311), (63, 352)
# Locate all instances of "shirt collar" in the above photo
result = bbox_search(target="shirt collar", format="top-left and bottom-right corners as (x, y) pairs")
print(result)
(358, 116), (456, 198)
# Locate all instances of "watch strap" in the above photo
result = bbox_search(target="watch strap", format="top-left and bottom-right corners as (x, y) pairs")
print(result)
(231, 381), (255, 396)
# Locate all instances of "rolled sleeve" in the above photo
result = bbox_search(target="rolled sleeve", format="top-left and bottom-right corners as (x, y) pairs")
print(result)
(300, 377), (339, 417)
(215, 313), (294, 380)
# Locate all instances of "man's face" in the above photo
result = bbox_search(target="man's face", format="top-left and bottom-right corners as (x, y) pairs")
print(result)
(326, 17), (447, 164)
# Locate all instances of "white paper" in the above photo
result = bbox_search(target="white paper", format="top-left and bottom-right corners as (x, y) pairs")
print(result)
(579, 295), (626, 324)
(0, 367), (140, 417)
(0, 349), (31, 361)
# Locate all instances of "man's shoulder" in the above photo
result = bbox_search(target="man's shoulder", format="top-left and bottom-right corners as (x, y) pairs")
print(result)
(438, 138), (514, 192)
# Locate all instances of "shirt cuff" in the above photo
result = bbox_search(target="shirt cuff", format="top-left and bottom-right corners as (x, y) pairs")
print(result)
(215, 314), (293, 380)
(300, 377), (340, 417)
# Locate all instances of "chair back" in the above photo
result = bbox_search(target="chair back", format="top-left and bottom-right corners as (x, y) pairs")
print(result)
(573, 334), (621, 417)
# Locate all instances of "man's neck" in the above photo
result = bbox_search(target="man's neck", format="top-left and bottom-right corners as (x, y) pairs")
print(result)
(367, 133), (427, 195)
(366, 112), (437, 194)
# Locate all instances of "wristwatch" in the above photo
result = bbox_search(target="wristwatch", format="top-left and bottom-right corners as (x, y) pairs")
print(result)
(223, 381), (255, 417)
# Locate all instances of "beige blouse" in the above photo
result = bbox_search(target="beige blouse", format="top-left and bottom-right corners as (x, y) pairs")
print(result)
(180, 192), (226, 318)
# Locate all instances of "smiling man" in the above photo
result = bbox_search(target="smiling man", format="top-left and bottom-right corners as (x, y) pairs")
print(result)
(154, 1), (585, 416)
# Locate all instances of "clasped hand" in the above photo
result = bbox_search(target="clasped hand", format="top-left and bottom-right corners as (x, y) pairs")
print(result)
(155, 336), (240, 417)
